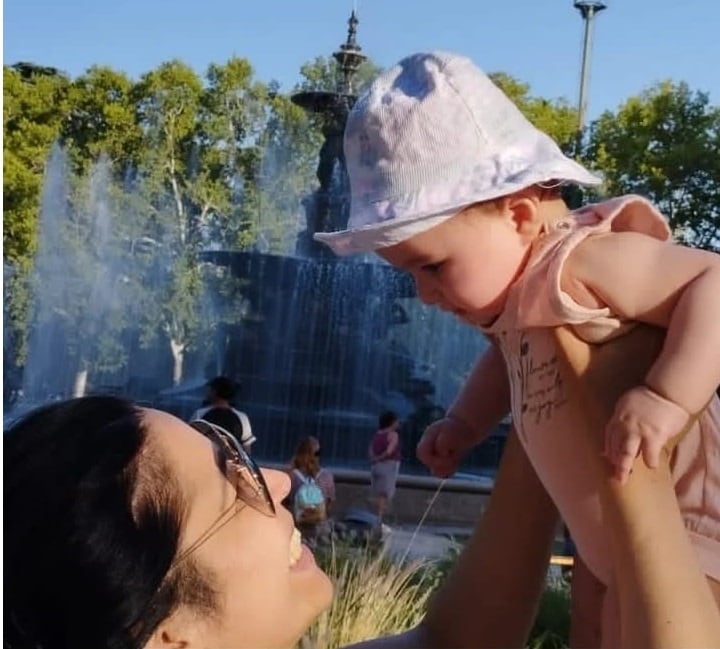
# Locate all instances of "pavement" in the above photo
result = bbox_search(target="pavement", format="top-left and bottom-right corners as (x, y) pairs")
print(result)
(383, 523), (470, 562)
(382, 523), (571, 583)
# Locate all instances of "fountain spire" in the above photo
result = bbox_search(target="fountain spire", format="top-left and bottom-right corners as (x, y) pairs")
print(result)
(291, 10), (368, 256)
(333, 10), (366, 96)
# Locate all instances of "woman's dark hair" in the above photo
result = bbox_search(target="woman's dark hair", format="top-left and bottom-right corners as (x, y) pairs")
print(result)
(4, 396), (216, 649)
(378, 410), (398, 429)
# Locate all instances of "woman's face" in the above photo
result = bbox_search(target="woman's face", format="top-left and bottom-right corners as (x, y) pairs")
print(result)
(143, 409), (333, 649)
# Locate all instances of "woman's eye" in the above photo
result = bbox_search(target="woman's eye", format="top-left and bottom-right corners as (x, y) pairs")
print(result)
(421, 262), (442, 273)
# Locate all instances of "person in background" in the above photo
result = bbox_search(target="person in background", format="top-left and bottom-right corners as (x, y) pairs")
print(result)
(190, 376), (256, 453)
(369, 410), (401, 522)
(287, 436), (336, 544)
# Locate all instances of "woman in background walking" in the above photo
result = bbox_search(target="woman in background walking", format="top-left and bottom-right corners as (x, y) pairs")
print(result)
(369, 411), (402, 522)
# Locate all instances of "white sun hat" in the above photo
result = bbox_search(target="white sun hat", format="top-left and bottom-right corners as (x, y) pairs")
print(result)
(314, 51), (601, 256)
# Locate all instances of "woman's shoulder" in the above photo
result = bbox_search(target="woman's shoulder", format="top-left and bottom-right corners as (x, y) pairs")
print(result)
(316, 468), (335, 485)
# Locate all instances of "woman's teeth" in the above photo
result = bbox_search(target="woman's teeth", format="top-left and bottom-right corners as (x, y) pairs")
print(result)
(289, 528), (303, 567)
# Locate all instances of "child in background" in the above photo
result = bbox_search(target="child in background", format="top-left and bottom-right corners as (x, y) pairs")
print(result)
(287, 436), (335, 545)
(315, 51), (720, 644)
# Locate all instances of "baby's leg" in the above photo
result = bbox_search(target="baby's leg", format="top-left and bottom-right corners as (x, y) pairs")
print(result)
(709, 576), (720, 610)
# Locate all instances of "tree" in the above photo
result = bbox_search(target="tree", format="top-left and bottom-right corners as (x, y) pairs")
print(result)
(193, 57), (269, 250)
(253, 91), (320, 253)
(3, 65), (70, 377)
(587, 82), (720, 251)
(490, 73), (578, 151)
(21, 150), (142, 398)
(130, 61), (206, 384)
(3, 65), (70, 265)
(61, 66), (141, 176)
(296, 55), (381, 95)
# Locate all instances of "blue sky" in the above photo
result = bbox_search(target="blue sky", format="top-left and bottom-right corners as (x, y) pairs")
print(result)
(4, 0), (719, 120)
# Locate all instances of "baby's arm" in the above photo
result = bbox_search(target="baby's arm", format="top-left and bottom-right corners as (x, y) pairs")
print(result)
(563, 231), (720, 480)
(417, 341), (510, 477)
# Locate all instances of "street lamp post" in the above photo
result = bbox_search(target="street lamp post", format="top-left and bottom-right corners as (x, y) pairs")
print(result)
(574, 1), (607, 143)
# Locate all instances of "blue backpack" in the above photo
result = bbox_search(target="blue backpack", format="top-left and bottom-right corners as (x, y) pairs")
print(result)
(293, 470), (327, 525)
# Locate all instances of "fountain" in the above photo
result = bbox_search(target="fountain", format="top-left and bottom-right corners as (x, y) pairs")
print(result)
(14, 146), (172, 412)
(193, 13), (500, 472)
(292, 10), (364, 258)
(8, 13), (503, 475)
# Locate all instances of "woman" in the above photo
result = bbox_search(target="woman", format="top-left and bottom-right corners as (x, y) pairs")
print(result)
(369, 411), (401, 521)
(4, 397), (332, 649)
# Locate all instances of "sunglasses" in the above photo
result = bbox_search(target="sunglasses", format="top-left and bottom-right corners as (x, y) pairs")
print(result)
(173, 419), (275, 564)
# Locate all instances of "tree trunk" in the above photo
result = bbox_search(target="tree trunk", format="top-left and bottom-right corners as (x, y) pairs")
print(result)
(170, 338), (185, 386)
(73, 364), (89, 398)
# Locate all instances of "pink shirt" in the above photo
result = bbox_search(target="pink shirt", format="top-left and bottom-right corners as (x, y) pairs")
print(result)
(481, 195), (720, 584)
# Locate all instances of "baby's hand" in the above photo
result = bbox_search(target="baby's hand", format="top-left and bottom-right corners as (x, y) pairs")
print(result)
(605, 385), (690, 484)
(416, 415), (478, 478)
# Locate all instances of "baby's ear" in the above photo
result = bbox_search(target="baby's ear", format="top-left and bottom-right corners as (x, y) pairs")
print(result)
(506, 194), (544, 240)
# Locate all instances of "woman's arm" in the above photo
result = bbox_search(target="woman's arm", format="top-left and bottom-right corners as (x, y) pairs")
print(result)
(383, 430), (399, 457)
(343, 429), (558, 649)
(554, 324), (720, 647)
(422, 429), (558, 648)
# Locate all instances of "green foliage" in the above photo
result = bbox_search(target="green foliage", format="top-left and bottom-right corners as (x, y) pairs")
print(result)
(62, 66), (141, 175)
(297, 55), (381, 95)
(3, 65), (70, 264)
(194, 57), (269, 249)
(254, 92), (320, 252)
(529, 578), (571, 649)
(587, 81), (720, 251)
(490, 73), (579, 151)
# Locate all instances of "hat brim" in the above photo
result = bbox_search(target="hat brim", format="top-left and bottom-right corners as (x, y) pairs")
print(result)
(315, 158), (602, 256)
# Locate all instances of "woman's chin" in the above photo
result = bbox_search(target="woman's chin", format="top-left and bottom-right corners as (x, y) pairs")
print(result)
(296, 545), (334, 611)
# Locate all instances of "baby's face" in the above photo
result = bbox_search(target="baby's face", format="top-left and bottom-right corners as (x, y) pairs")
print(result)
(379, 203), (530, 326)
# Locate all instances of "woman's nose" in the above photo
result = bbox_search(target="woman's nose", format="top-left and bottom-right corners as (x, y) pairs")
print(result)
(261, 468), (291, 503)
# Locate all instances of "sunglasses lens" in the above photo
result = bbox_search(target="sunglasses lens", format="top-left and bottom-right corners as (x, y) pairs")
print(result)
(190, 420), (275, 516)
(233, 448), (275, 516)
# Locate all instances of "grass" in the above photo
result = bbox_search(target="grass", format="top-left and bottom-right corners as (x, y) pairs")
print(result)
(299, 541), (436, 649)
(299, 538), (571, 649)
(529, 576), (571, 649)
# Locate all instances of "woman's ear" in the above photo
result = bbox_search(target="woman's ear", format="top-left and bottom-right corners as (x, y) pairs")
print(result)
(144, 629), (188, 649)
(144, 608), (200, 649)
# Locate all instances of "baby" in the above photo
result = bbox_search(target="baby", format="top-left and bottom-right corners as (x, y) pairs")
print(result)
(315, 51), (720, 643)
